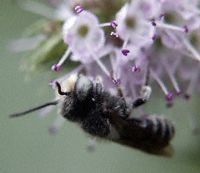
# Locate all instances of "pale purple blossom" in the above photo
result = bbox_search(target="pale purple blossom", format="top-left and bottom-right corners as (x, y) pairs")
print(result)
(52, 10), (106, 71)
(14, 0), (200, 133)
(50, 1), (200, 107)
(116, 2), (155, 44)
(35, 0), (200, 101)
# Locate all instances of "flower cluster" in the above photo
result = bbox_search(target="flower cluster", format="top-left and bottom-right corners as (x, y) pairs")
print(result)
(13, 0), (200, 133)
(50, 0), (200, 106)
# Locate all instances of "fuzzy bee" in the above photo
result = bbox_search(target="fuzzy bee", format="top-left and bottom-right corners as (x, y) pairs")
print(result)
(10, 74), (175, 156)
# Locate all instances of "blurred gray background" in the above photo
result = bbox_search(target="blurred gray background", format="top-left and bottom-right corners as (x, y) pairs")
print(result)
(1, 1), (200, 173)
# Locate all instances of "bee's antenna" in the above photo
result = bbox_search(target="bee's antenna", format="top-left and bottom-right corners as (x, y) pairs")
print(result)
(55, 82), (70, 96)
(145, 63), (150, 86)
(9, 101), (58, 118)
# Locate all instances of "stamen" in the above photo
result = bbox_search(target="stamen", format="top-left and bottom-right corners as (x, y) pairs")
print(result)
(151, 70), (167, 94)
(52, 65), (84, 84)
(155, 22), (186, 33)
(161, 29), (182, 48)
(184, 72), (198, 99)
(74, 5), (84, 14)
(151, 19), (156, 26)
(112, 78), (121, 86)
(121, 37), (130, 56)
(150, 69), (173, 103)
(51, 64), (61, 72)
(131, 65), (141, 72)
(99, 22), (110, 27)
(110, 70), (121, 86)
(165, 92), (173, 102)
(99, 20), (118, 29)
(129, 83), (137, 98)
(110, 32), (119, 38)
(144, 64), (150, 86)
(87, 46), (111, 77)
(95, 58), (111, 77)
(122, 37), (129, 48)
(166, 92), (174, 108)
(99, 23), (111, 27)
(51, 48), (71, 71)
(110, 61), (125, 97)
(159, 13), (165, 20)
(152, 34), (157, 41)
(110, 20), (118, 29)
(164, 66), (181, 95)
(183, 38), (200, 61)
(183, 25), (189, 33)
(121, 49), (130, 56)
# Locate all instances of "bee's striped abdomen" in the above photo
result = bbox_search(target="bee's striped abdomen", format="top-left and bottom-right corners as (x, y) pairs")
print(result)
(141, 115), (175, 148)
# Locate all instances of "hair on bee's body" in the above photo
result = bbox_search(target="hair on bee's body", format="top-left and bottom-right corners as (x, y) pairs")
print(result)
(10, 74), (175, 156)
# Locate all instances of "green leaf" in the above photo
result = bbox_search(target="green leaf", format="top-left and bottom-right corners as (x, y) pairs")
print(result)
(26, 32), (66, 71)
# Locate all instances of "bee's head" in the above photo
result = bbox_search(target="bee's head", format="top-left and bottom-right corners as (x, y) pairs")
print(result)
(9, 74), (93, 120)
(55, 74), (78, 99)
(56, 74), (93, 99)
(74, 74), (93, 101)
(56, 74), (93, 122)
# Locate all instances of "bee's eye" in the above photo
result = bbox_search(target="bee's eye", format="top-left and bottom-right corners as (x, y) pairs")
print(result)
(75, 76), (93, 101)
(61, 96), (75, 119)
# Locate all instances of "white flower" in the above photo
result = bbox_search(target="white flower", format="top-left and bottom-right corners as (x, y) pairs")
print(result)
(62, 11), (105, 61)
(15, 0), (200, 133)
(133, 0), (162, 20)
(116, 3), (154, 42)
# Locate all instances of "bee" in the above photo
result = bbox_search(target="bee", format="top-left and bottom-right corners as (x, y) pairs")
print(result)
(9, 74), (175, 156)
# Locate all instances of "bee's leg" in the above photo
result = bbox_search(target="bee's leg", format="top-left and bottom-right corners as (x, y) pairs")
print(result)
(109, 71), (124, 98)
(116, 85), (124, 97)
(48, 115), (66, 135)
(133, 66), (151, 108)
(86, 138), (97, 152)
(132, 85), (152, 108)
